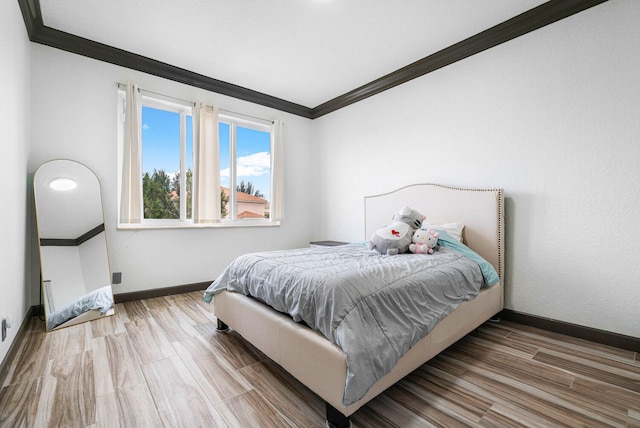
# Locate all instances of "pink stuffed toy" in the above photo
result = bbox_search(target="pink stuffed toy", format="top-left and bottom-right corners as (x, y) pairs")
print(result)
(409, 228), (440, 254)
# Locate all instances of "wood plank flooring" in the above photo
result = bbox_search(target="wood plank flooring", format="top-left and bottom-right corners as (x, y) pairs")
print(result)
(1, 291), (638, 427)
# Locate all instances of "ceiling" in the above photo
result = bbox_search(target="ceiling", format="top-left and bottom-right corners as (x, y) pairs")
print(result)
(34, 160), (104, 239)
(25, 0), (603, 117)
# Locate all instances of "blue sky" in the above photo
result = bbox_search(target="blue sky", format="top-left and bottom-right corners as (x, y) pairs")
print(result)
(219, 122), (271, 201)
(142, 107), (271, 201)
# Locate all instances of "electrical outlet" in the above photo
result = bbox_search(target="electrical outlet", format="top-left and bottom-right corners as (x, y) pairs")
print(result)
(1, 319), (6, 342)
(112, 272), (122, 284)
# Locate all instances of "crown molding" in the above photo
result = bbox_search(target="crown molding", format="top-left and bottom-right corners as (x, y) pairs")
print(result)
(18, 0), (607, 120)
(17, 0), (313, 118)
(311, 0), (608, 118)
(39, 223), (105, 247)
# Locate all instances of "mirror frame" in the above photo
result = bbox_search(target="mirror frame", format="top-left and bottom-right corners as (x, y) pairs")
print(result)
(34, 159), (115, 331)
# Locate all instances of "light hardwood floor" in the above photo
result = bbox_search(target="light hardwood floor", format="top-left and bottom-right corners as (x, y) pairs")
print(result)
(1, 291), (638, 427)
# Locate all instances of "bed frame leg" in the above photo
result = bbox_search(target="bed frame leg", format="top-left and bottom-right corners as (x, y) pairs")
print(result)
(326, 403), (350, 428)
(216, 319), (229, 331)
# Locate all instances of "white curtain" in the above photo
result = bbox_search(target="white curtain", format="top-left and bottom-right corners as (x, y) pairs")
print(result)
(270, 120), (284, 222)
(120, 82), (142, 223)
(193, 102), (220, 223)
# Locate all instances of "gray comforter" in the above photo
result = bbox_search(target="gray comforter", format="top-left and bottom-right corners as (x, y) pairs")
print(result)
(204, 243), (488, 405)
(47, 285), (114, 330)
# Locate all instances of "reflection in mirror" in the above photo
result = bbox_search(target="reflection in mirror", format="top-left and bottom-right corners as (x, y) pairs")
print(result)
(34, 160), (115, 331)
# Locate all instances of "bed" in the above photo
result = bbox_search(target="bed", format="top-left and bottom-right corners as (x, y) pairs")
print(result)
(205, 183), (504, 427)
(46, 285), (115, 330)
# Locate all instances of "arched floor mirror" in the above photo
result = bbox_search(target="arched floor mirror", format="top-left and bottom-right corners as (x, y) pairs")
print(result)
(34, 160), (115, 331)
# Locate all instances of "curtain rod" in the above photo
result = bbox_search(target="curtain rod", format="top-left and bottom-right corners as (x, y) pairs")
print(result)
(218, 109), (274, 126)
(116, 82), (195, 107)
(115, 82), (275, 124)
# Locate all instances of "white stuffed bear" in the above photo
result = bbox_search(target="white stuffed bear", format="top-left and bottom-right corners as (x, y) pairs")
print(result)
(409, 228), (440, 254)
(392, 206), (426, 230)
(368, 221), (412, 255)
(368, 206), (426, 255)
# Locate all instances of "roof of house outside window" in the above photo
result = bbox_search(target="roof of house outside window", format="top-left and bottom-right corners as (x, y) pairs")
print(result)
(237, 210), (266, 219)
(221, 187), (268, 204)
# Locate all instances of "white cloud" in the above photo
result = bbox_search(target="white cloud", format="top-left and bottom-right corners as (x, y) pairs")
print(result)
(221, 152), (270, 178)
(143, 123), (151, 130)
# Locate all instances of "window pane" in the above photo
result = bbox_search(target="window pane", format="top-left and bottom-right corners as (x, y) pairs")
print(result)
(235, 126), (270, 220)
(184, 115), (193, 220)
(141, 106), (192, 220)
(219, 122), (230, 219)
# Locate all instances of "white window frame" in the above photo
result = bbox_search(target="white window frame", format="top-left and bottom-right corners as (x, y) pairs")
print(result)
(140, 96), (193, 225)
(116, 88), (280, 229)
(218, 111), (273, 224)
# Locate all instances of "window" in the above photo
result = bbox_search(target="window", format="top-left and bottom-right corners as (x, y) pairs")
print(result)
(219, 113), (272, 221)
(141, 100), (193, 221)
(117, 85), (282, 228)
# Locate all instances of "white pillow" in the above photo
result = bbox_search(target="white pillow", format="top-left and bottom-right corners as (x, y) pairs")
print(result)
(422, 222), (465, 242)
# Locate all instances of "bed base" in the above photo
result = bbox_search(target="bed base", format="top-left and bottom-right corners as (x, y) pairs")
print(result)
(326, 403), (350, 428)
(51, 307), (115, 330)
(217, 320), (348, 426)
(216, 319), (229, 331)
(214, 281), (502, 426)
(217, 317), (349, 426)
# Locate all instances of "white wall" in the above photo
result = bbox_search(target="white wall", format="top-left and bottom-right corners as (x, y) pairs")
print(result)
(79, 232), (111, 292)
(40, 246), (84, 310)
(29, 46), (315, 297)
(0, 0), (31, 365)
(312, 1), (640, 338)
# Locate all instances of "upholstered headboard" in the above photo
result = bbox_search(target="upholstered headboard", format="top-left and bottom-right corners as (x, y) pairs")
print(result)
(364, 184), (504, 284)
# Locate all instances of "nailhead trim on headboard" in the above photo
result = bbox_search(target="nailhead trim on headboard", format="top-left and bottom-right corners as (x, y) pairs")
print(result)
(364, 183), (505, 283)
